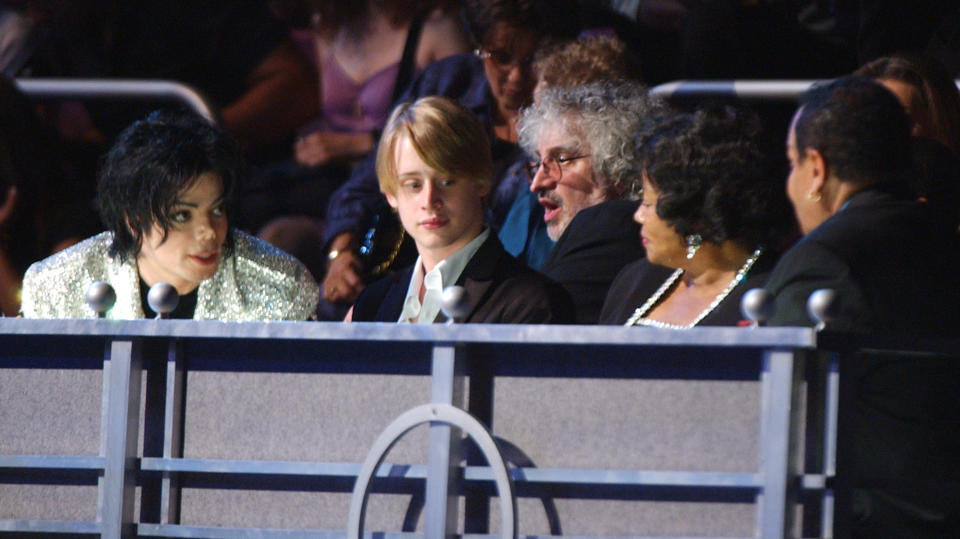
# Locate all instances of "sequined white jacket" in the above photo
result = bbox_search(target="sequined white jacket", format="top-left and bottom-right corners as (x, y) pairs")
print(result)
(21, 230), (319, 320)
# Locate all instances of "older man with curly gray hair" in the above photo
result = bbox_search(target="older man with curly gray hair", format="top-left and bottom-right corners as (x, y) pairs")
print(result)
(519, 80), (664, 241)
(517, 80), (667, 323)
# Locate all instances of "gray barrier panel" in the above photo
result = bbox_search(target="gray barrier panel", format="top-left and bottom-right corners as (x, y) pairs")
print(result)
(0, 319), (875, 538)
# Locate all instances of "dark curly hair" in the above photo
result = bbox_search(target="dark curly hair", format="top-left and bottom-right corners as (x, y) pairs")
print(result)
(96, 109), (246, 262)
(636, 103), (792, 249)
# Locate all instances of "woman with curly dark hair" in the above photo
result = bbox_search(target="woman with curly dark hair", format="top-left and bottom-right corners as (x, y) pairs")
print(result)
(599, 103), (793, 327)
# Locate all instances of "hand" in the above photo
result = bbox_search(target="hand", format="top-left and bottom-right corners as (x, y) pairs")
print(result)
(322, 249), (365, 304)
(322, 233), (366, 304)
(0, 186), (17, 227)
(294, 131), (374, 168)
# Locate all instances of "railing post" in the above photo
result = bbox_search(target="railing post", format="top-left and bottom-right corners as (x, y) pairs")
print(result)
(426, 343), (466, 537)
(161, 339), (185, 524)
(758, 348), (805, 538)
(820, 353), (839, 537)
(101, 338), (143, 538)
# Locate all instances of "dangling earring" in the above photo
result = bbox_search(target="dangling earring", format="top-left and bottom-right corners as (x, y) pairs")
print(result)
(685, 234), (702, 260)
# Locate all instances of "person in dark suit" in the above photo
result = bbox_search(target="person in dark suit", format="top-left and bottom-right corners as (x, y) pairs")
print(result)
(518, 81), (667, 323)
(599, 104), (791, 327)
(320, 0), (583, 315)
(348, 96), (572, 323)
(766, 76), (960, 537)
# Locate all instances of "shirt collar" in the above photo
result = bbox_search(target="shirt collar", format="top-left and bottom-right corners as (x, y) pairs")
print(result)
(398, 228), (490, 323)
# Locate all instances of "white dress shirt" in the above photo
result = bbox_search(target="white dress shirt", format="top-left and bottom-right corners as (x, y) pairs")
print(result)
(397, 229), (490, 323)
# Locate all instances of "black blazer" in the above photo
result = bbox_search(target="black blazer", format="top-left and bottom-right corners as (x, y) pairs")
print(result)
(540, 199), (645, 324)
(765, 186), (960, 535)
(765, 186), (960, 333)
(351, 234), (574, 323)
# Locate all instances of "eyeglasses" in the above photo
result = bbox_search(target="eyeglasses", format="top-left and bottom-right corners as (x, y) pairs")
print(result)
(474, 48), (533, 71)
(525, 154), (590, 181)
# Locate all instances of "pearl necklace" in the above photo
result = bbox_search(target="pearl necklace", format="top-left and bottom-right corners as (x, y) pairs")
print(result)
(624, 247), (763, 329)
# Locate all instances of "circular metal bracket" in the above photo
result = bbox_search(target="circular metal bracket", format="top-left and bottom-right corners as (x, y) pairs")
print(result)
(347, 403), (516, 538)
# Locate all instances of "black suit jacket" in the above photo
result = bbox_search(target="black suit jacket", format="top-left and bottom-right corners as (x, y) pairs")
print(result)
(765, 186), (960, 535)
(765, 187), (960, 333)
(540, 199), (645, 324)
(351, 234), (574, 324)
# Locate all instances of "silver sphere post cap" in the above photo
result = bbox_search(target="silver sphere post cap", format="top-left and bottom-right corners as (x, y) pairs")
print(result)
(85, 281), (117, 316)
(807, 289), (840, 330)
(740, 288), (775, 326)
(440, 285), (471, 323)
(147, 282), (180, 318)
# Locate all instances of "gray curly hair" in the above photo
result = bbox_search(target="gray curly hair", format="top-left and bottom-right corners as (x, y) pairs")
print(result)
(517, 81), (667, 199)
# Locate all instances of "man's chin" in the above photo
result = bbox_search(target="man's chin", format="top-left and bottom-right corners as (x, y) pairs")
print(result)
(546, 222), (563, 242)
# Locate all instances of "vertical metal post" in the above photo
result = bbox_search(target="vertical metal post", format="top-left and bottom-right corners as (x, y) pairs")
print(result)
(465, 357), (494, 533)
(820, 353), (839, 537)
(426, 344), (466, 538)
(101, 338), (143, 538)
(161, 339), (185, 524)
(758, 348), (804, 538)
(96, 345), (111, 523)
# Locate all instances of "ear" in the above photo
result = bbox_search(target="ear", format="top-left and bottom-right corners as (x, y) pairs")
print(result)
(475, 182), (491, 200)
(384, 191), (399, 209)
(804, 147), (828, 196)
(123, 214), (137, 235)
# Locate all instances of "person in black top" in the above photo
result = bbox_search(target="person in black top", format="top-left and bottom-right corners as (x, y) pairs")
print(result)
(599, 103), (791, 327)
(767, 76), (960, 536)
(349, 96), (572, 323)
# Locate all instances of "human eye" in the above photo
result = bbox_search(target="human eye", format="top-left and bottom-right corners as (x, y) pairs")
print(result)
(211, 204), (226, 218)
(555, 152), (584, 166)
(170, 209), (190, 224)
(438, 178), (456, 188)
(524, 160), (541, 178)
(491, 49), (512, 65)
(401, 178), (422, 192)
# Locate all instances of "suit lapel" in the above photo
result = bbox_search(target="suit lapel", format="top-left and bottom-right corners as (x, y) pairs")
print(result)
(431, 235), (503, 323)
(381, 267), (415, 322)
(448, 235), (503, 323)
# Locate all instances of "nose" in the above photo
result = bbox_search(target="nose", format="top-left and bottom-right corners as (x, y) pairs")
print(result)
(633, 203), (645, 225)
(529, 164), (556, 193)
(421, 180), (442, 209)
(195, 214), (217, 243)
(506, 62), (526, 84)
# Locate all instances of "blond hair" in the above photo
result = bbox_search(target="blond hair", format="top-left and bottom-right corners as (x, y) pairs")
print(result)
(376, 96), (493, 197)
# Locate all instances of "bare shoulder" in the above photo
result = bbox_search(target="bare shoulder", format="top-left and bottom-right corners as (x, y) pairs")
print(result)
(416, 7), (471, 67)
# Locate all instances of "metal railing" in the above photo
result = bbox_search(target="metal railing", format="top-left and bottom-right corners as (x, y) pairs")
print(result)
(14, 78), (220, 124)
(650, 79), (960, 101)
(0, 319), (838, 538)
